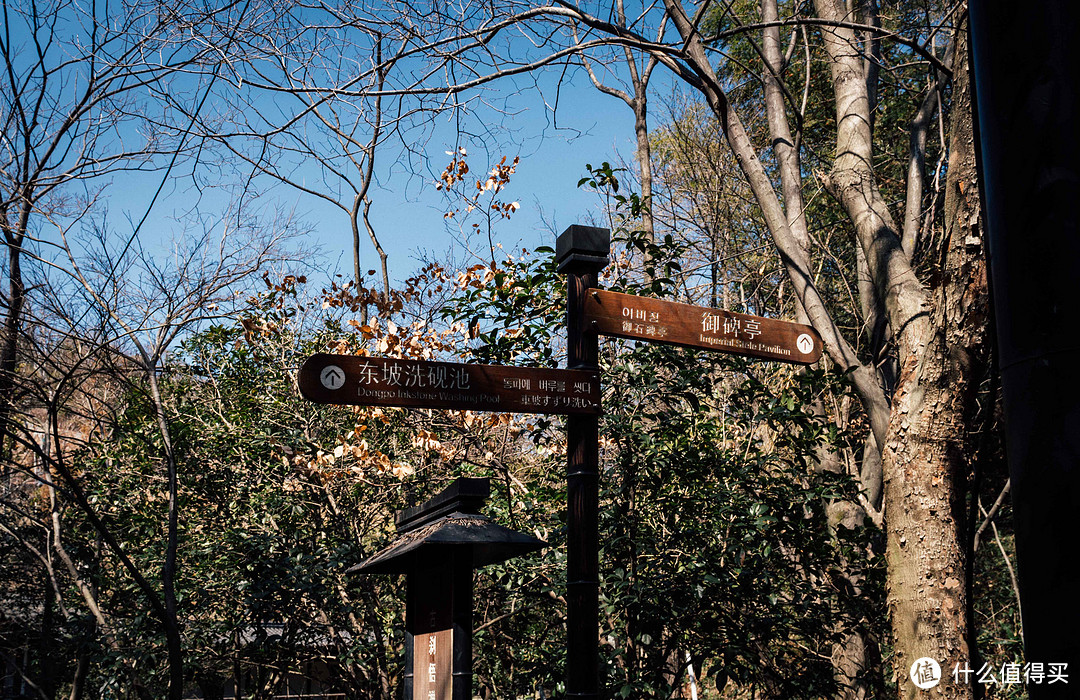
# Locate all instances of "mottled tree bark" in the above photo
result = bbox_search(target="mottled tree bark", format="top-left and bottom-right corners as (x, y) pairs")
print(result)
(812, 6), (988, 697)
(886, 19), (988, 699)
(759, 1), (873, 693)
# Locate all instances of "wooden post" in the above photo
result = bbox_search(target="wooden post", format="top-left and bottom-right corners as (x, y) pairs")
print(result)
(406, 552), (456, 700)
(556, 225), (609, 700)
(351, 478), (545, 700)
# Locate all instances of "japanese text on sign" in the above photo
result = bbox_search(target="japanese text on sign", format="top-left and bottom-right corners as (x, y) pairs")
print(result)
(298, 354), (602, 415)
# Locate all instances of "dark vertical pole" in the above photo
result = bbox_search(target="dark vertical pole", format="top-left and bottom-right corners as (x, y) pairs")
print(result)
(968, 4), (1080, 695)
(556, 225), (609, 700)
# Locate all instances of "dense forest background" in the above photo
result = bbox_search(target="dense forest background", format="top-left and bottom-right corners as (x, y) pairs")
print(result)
(1, 0), (1022, 698)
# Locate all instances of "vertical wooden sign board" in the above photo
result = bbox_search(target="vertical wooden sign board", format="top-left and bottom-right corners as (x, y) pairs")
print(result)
(409, 567), (455, 700)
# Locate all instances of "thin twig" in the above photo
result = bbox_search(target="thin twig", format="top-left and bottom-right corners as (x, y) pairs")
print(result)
(979, 497), (1023, 641)
(973, 479), (1010, 553)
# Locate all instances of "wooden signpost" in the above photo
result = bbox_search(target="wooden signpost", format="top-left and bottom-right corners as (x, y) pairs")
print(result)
(298, 354), (601, 415)
(301, 224), (829, 700)
(554, 226), (825, 700)
(556, 226), (607, 700)
(584, 288), (823, 364)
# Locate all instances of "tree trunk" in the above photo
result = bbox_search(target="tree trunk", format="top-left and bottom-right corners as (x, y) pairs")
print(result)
(39, 571), (56, 700)
(632, 87), (656, 251)
(811, 6), (986, 696)
(758, 1), (875, 692)
(902, 16), (989, 695)
(146, 369), (185, 700)
(69, 649), (89, 700)
(0, 203), (29, 456)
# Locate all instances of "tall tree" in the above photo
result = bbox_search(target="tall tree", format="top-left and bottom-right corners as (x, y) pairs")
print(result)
(0, 4), (308, 694)
(0, 0), (247, 453)
(1, 205), (302, 697)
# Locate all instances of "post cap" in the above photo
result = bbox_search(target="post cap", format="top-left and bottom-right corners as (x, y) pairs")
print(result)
(556, 225), (610, 273)
(346, 476), (547, 575)
(395, 477), (489, 533)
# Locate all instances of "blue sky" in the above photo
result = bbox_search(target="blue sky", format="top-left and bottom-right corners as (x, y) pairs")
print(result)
(319, 81), (638, 276)
(9, 0), (675, 291)
(92, 66), (647, 288)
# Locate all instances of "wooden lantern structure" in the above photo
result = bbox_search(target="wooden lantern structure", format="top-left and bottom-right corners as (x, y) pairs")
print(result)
(350, 478), (545, 700)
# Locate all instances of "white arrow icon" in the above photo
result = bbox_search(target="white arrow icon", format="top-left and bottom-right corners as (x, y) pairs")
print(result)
(320, 365), (345, 390)
(796, 334), (815, 355)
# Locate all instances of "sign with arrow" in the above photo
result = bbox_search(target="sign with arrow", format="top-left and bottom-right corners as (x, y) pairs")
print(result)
(298, 353), (601, 415)
(300, 226), (825, 700)
(584, 289), (823, 365)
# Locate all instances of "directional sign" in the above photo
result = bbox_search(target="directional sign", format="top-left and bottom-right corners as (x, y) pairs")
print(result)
(298, 354), (601, 414)
(584, 289), (823, 364)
